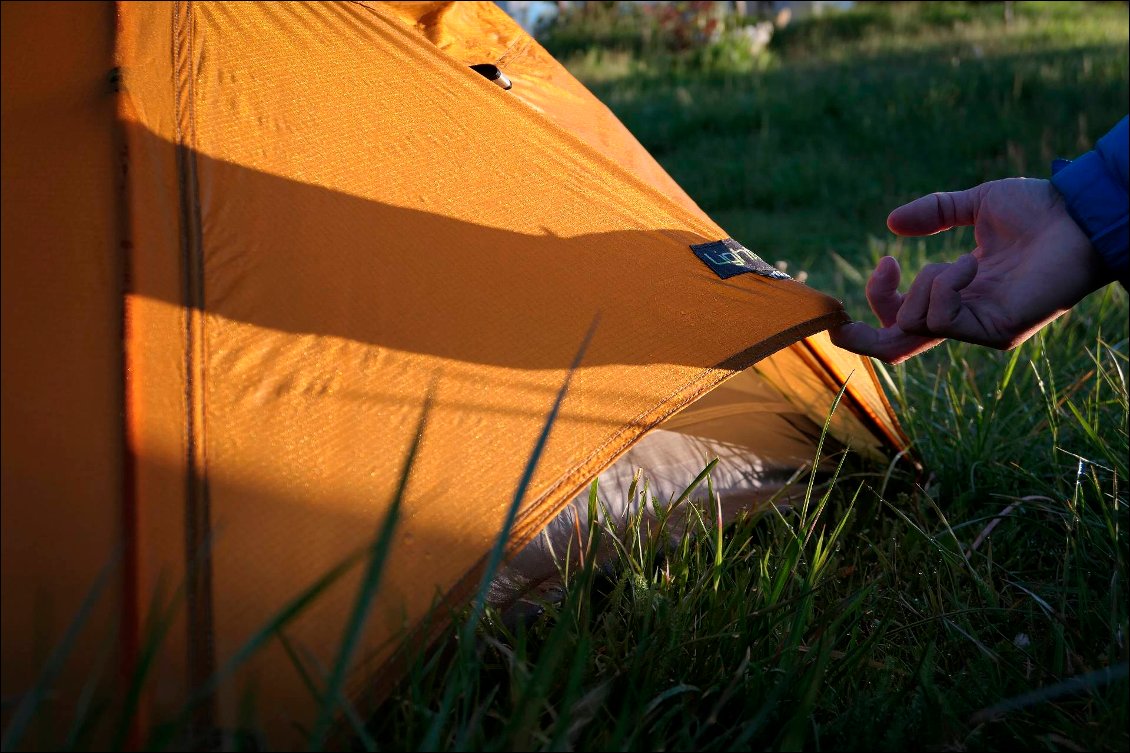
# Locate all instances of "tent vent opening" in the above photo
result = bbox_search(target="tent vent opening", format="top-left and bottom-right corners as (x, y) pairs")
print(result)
(470, 63), (512, 90)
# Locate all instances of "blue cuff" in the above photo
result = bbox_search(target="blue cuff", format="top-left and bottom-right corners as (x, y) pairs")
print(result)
(1050, 117), (1129, 284)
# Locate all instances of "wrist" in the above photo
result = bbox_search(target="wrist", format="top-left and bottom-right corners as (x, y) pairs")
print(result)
(1049, 119), (1130, 287)
(1047, 178), (1123, 290)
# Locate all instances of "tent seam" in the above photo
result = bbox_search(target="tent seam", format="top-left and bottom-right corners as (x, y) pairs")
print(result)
(113, 1), (142, 745)
(799, 338), (911, 453)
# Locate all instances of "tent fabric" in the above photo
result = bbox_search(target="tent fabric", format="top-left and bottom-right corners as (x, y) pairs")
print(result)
(1, 0), (909, 746)
(1, 0), (127, 732)
(379, 0), (708, 218)
(380, 0), (906, 456)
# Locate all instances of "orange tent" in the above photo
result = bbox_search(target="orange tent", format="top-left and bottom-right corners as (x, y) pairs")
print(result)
(1, 1), (906, 746)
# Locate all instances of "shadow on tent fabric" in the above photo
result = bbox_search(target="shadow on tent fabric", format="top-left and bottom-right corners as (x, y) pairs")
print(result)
(128, 130), (843, 373)
(105, 127), (850, 739)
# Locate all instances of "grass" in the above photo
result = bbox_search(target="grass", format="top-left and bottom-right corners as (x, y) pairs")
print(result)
(361, 323), (1127, 750)
(4, 2), (1127, 751)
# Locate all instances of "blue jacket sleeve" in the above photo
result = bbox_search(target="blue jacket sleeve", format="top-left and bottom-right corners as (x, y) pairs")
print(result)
(1050, 115), (1128, 286)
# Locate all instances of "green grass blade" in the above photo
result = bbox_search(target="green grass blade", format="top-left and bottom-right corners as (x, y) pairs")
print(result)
(462, 314), (601, 639)
(306, 393), (432, 750)
(970, 661), (1129, 724)
(2, 555), (117, 752)
(148, 547), (373, 749)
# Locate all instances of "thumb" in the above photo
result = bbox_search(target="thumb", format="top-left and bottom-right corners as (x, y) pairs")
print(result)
(888, 184), (986, 237)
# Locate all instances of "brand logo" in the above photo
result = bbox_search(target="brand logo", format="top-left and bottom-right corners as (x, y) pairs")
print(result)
(691, 239), (790, 281)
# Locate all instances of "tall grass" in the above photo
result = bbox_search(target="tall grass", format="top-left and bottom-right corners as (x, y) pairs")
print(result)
(359, 307), (1126, 750)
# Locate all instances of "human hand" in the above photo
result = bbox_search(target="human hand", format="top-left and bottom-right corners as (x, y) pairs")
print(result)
(829, 178), (1111, 364)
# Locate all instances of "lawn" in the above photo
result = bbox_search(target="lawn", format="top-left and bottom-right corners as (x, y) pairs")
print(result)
(363, 3), (1129, 751)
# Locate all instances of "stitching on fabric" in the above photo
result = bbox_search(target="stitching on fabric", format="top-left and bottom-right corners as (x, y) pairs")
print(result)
(496, 31), (532, 69)
(113, 3), (142, 743)
(799, 337), (906, 451)
(862, 358), (913, 450)
(189, 5), (216, 697)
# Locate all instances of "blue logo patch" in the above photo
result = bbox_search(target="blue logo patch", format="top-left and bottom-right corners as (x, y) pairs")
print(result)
(691, 238), (790, 281)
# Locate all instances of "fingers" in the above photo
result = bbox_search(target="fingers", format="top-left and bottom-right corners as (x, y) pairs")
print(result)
(828, 321), (940, 365)
(866, 256), (903, 328)
(896, 254), (980, 338)
(925, 254), (978, 333)
(887, 184), (985, 237)
(832, 253), (987, 364)
(895, 263), (948, 333)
